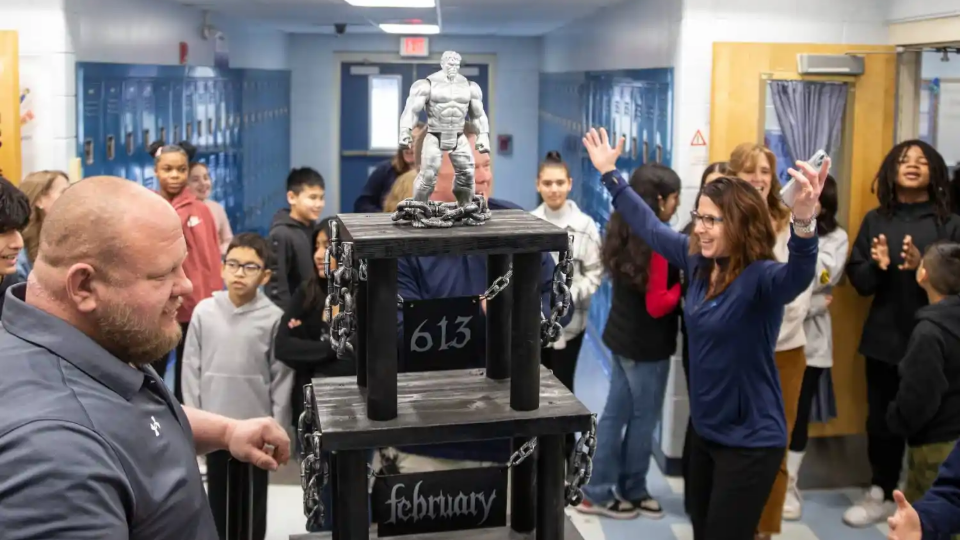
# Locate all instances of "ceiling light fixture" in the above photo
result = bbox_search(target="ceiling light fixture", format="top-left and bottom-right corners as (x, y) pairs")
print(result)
(379, 23), (439, 34)
(345, 0), (435, 7)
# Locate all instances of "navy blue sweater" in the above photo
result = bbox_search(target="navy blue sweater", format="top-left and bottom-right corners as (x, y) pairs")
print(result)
(601, 170), (817, 448)
(915, 441), (960, 536)
(395, 197), (568, 462)
(354, 161), (400, 213)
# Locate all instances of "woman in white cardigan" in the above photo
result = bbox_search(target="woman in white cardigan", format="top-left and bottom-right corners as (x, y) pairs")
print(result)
(784, 175), (849, 520)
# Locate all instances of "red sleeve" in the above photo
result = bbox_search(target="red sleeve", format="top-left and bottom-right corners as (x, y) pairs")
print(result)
(177, 201), (225, 323)
(645, 252), (682, 319)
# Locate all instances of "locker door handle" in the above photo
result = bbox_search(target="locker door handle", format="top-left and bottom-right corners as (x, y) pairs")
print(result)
(642, 141), (649, 164)
(656, 144), (663, 164)
(143, 129), (151, 150)
(631, 137), (638, 161)
(159, 127), (167, 144)
(126, 132), (134, 156)
(84, 139), (95, 165)
(174, 124), (181, 142)
(106, 136), (115, 161)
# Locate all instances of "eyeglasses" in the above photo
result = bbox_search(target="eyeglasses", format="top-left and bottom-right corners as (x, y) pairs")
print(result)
(690, 211), (723, 230)
(225, 260), (263, 275)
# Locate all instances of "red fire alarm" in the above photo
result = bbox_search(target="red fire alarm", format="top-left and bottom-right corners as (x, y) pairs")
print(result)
(497, 134), (512, 155)
(179, 42), (189, 65)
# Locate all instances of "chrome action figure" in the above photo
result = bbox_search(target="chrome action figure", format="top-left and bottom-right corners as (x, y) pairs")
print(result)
(396, 50), (492, 227)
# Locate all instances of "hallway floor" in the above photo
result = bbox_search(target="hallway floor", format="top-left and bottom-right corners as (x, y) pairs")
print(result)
(260, 331), (891, 540)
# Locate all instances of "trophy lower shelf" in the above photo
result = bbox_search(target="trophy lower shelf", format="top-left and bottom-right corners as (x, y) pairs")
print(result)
(312, 366), (592, 451)
(289, 515), (585, 540)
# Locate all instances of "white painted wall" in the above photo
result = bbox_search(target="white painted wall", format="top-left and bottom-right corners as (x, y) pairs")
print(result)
(540, 0), (683, 73)
(1, 0), (75, 176)
(1, 0), (290, 177)
(289, 34), (542, 215)
(888, 0), (960, 23)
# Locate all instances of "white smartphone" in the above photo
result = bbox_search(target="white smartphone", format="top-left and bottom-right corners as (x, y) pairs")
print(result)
(780, 150), (828, 208)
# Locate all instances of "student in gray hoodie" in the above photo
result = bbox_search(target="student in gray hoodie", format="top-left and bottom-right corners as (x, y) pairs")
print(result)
(181, 232), (294, 540)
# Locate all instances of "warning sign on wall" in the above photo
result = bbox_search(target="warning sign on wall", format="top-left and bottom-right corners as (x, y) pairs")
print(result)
(691, 130), (707, 147)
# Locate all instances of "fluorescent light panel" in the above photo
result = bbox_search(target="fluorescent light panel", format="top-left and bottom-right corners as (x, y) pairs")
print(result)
(379, 23), (439, 34)
(345, 0), (435, 7)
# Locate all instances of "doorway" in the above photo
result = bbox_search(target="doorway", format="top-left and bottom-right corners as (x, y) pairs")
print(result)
(337, 58), (490, 212)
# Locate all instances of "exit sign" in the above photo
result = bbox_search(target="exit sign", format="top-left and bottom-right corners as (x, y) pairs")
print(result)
(400, 37), (429, 58)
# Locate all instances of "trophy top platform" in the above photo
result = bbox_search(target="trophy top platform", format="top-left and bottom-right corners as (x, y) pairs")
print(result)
(336, 210), (568, 259)
(310, 366), (593, 451)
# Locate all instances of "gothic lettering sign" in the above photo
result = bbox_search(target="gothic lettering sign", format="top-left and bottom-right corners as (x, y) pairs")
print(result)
(401, 296), (481, 373)
(374, 467), (508, 537)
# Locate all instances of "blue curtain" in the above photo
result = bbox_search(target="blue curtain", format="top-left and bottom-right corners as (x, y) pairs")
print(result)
(769, 81), (847, 167)
(770, 80), (847, 424)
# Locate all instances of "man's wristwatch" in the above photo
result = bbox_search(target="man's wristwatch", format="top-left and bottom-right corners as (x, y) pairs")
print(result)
(791, 214), (817, 235)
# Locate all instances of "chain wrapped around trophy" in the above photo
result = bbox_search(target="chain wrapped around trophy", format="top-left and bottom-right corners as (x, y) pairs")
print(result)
(392, 50), (493, 228)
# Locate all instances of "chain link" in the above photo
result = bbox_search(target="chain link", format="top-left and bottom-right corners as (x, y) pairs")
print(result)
(325, 221), (358, 358)
(541, 234), (575, 346)
(298, 384), (327, 530)
(481, 268), (513, 301)
(564, 414), (598, 506)
(507, 437), (538, 468)
(392, 196), (493, 228)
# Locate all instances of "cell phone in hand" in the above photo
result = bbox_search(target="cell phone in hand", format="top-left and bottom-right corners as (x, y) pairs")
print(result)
(780, 150), (828, 208)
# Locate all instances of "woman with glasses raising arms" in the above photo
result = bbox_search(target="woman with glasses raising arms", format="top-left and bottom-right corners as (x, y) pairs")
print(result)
(582, 128), (826, 540)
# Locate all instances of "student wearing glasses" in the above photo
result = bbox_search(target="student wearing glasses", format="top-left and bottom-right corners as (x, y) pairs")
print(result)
(181, 232), (294, 540)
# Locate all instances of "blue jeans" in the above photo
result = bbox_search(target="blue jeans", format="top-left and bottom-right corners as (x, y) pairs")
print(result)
(583, 355), (670, 504)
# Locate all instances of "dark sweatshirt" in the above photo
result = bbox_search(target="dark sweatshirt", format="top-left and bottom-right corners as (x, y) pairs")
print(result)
(267, 209), (316, 310)
(915, 441), (960, 536)
(600, 170), (817, 448)
(395, 197), (571, 463)
(846, 203), (960, 363)
(354, 160), (400, 213)
(887, 294), (960, 446)
(274, 284), (354, 431)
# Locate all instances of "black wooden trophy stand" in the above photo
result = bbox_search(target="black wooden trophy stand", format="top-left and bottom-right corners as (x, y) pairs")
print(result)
(293, 210), (594, 540)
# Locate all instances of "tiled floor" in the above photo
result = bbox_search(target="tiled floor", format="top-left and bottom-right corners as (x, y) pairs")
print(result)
(260, 331), (890, 540)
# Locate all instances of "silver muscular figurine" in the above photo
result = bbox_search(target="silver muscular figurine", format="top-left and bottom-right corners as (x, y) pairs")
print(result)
(399, 51), (491, 209)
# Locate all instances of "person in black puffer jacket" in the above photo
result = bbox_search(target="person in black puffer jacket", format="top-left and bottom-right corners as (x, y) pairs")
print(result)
(575, 164), (683, 521)
(843, 140), (960, 528)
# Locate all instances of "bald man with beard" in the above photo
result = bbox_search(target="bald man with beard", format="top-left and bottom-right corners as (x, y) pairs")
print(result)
(0, 176), (290, 540)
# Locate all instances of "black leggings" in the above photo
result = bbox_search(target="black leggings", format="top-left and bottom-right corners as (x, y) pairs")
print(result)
(789, 366), (826, 452)
(687, 428), (784, 540)
(866, 358), (906, 500)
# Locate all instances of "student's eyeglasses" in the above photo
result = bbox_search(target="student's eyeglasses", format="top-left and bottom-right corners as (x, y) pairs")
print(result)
(690, 211), (723, 230)
(225, 260), (263, 276)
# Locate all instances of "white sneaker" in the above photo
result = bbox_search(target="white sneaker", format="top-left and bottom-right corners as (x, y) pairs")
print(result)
(843, 485), (896, 527)
(783, 482), (802, 521)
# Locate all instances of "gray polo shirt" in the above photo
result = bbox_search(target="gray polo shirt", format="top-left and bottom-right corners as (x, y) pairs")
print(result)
(0, 284), (219, 540)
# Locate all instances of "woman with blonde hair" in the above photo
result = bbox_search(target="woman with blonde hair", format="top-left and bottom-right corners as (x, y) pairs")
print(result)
(729, 142), (813, 539)
(383, 169), (418, 213)
(16, 170), (70, 280)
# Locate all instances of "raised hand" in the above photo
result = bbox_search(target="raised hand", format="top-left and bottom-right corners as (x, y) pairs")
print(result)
(900, 235), (922, 271)
(872, 235), (891, 271)
(887, 490), (921, 540)
(787, 157), (831, 222)
(582, 128), (624, 175)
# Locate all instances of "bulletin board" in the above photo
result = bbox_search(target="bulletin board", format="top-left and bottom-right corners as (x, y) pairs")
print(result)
(0, 31), (21, 184)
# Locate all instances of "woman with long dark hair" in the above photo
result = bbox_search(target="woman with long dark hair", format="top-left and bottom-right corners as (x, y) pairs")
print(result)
(843, 140), (960, 527)
(583, 127), (824, 539)
(575, 163), (681, 520)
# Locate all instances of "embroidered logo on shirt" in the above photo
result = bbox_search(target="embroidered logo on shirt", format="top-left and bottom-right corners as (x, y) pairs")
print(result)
(187, 216), (202, 228)
(819, 269), (830, 285)
(150, 416), (161, 437)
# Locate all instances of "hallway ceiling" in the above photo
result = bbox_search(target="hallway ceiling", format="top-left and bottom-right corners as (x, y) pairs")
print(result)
(172, 0), (625, 36)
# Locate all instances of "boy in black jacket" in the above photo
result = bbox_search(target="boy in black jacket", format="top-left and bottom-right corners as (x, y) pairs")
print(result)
(0, 177), (29, 318)
(268, 168), (326, 309)
(844, 140), (960, 526)
(887, 241), (960, 508)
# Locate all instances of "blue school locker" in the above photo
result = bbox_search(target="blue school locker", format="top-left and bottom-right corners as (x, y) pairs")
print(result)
(102, 79), (125, 181)
(121, 80), (141, 186)
(155, 79), (172, 149)
(77, 67), (105, 178)
(138, 80), (157, 191)
(184, 80), (197, 147)
(657, 82), (673, 167)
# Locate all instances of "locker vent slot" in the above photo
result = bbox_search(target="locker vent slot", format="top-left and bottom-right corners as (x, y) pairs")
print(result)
(106, 136), (115, 161)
